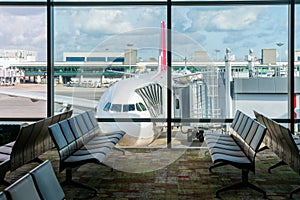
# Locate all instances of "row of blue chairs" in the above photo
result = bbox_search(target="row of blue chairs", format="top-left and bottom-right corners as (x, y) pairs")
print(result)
(0, 110), (72, 186)
(254, 110), (300, 198)
(204, 110), (267, 198)
(0, 160), (65, 200)
(48, 110), (126, 195)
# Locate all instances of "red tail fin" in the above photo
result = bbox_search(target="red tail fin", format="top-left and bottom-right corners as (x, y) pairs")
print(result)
(160, 21), (167, 72)
(152, 21), (166, 79)
(294, 94), (297, 118)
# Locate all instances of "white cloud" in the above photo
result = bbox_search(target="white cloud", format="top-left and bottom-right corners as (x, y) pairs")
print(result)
(53, 7), (165, 60)
(0, 8), (46, 60)
(188, 7), (266, 32)
(68, 7), (165, 35)
(73, 9), (133, 34)
(0, 5), (291, 61)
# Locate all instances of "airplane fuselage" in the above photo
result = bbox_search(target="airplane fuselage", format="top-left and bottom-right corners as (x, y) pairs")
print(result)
(96, 72), (164, 146)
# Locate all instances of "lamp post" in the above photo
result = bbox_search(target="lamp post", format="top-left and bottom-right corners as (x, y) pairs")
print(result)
(105, 48), (109, 62)
(127, 43), (134, 73)
(276, 42), (284, 77)
(225, 48), (234, 119)
(276, 42), (284, 64)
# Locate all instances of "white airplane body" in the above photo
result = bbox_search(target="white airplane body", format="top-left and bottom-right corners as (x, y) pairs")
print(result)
(96, 71), (166, 146)
(94, 21), (169, 146)
(96, 65), (202, 146)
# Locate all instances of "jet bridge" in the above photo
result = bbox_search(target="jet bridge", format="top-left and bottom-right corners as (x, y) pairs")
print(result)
(173, 67), (226, 141)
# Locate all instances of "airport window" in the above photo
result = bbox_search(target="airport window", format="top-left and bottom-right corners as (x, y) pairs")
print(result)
(107, 57), (125, 63)
(0, 0), (298, 148)
(173, 4), (289, 120)
(86, 57), (106, 62)
(0, 6), (47, 118)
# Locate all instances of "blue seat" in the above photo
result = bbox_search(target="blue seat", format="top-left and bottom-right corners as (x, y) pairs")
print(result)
(4, 174), (40, 200)
(30, 160), (65, 200)
(0, 192), (7, 200)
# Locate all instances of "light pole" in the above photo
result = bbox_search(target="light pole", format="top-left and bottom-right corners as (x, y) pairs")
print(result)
(276, 42), (284, 77)
(225, 48), (234, 119)
(105, 48), (109, 62)
(127, 43), (134, 73)
(276, 42), (284, 64)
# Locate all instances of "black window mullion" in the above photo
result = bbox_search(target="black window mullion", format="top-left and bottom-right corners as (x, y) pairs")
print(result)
(288, 0), (295, 133)
(167, 0), (172, 148)
(47, 0), (54, 117)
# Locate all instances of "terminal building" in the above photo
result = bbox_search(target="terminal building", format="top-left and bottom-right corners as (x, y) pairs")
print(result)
(0, 48), (298, 86)
(1, 47), (299, 121)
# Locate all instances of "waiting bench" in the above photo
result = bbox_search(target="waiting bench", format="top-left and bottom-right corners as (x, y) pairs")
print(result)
(254, 110), (300, 198)
(48, 110), (125, 194)
(0, 110), (72, 186)
(204, 110), (267, 198)
(0, 160), (65, 200)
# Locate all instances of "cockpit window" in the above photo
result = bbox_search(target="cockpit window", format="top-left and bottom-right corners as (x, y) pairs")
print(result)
(136, 102), (147, 111)
(110, 104), (122, 112)
(103, 102), (111, 111)
(103, 102), (146, 112)
(123, 104), (135, 112)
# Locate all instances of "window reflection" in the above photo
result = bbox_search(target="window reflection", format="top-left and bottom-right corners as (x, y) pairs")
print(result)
(172, 5), (288, 119)
(0, 1), (296, 147)
(0, 6), (47, 118)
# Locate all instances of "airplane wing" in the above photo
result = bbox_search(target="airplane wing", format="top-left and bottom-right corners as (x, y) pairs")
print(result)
(0, 88), (98, 110)
(173, 71), (203, 78)
(172, 71), (203, 85)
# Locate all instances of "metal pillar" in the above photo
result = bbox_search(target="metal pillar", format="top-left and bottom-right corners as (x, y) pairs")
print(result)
(225, 48), (234, 119)
(288, 0), (295, 133)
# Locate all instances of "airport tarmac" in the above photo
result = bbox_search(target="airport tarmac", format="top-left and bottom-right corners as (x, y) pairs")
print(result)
(0, 83), (105, 118)
(55, 84), (106, 101)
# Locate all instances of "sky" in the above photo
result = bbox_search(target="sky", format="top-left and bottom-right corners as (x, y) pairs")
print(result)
(0, 4), (295, 62)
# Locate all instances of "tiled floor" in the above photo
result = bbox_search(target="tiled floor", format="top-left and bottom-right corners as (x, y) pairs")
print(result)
(2, 147), (300, 200)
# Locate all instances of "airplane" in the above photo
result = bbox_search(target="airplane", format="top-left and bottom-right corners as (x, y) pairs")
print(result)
(95, 21), (203, 146)
(95, 21), (168, 146)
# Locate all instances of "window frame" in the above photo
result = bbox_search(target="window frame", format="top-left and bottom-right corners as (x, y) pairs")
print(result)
(0, 0), (296, 145)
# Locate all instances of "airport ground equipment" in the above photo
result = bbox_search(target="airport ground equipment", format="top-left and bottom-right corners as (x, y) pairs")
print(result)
(1, 160), (65, 200)
(204, 110), (267, 198)
(48, 110), (125, 196)
(0, 110), (72, 186)
(254, 110), (300, 199)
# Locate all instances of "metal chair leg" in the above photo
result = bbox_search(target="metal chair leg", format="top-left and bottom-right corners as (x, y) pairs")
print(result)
(61, 168), (97, 196)
(268, 160), (287, 173)
(216, 169), (266, 199)
(290, 186), (300, 199)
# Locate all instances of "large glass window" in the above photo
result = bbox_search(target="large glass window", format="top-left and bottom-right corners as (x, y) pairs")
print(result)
(0, 0), (297, 149)
(173, 5), (288, 121)
(53, 6), (168, 148)
(0, 6), (47, 118)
